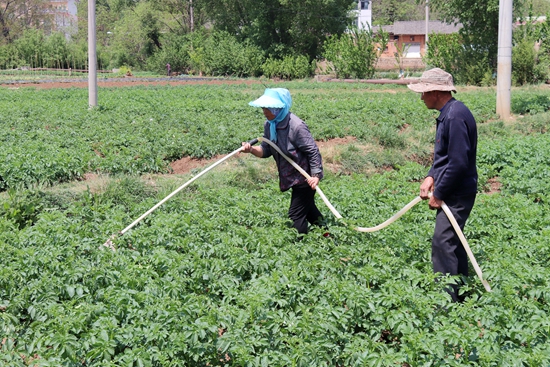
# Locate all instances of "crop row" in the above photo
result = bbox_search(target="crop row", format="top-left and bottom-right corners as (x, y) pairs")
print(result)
(1, 82), (549, 366)
(0, 82), (501, 190)
(1, 157), (550, 365)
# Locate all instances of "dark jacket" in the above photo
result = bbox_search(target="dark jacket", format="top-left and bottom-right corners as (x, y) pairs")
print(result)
(261, 112), (323, 191)
(428, 98), (478, 200)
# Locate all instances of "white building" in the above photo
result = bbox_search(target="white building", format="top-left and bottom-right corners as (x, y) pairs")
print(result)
(357, 0), (372, 30)
(48, 0), (78, 37)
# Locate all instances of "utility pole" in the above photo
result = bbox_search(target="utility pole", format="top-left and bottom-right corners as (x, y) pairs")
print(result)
(425, 0), (429, 49)
(496, 0), (513, 120)
(88, 0), (98, 107)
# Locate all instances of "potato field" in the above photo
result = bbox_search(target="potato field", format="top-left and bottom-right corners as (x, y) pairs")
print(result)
(0, 80), (549, 366)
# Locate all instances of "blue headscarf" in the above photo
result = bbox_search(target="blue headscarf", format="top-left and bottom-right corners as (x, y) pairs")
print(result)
(249, 88), (292, 143)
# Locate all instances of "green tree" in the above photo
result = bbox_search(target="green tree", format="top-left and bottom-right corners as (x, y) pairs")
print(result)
(371, 0), (427, 25)
(427, 0), (526, 71)
(13, 28), (46, 67)
(528, 0), (550, 15)
(43, 32), (70, 68)
(323, 26), (388, 79)
(201, 0), (358, 61)
(0, 0), (52, 44)
(511, 16), (550, 85)
(147, 0), (209, 34)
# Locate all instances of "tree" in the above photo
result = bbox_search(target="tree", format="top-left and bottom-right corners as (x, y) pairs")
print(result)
(529, 0), (550, 16)
(201, 0), (358, 61)
(426, 0), (525, 70)
(147, 0), (209, 34)
(323, 26), (388, 79)
(0, 0), (52, 44)
(371, 0), (427, 25)
(108, 2), (162, 68)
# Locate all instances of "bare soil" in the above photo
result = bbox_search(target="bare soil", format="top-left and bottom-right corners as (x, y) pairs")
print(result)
(2, 78), (261, 90)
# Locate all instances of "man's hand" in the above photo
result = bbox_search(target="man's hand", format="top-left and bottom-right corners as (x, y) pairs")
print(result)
(428, 195), (442, 210)
(420, 176), (434, 199)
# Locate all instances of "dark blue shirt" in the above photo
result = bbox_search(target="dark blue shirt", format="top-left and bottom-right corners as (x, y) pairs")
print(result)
(428, 98), (478, 200)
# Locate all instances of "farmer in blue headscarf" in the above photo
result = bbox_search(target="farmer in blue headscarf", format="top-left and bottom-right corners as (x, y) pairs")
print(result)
(241, 88), (326, 237)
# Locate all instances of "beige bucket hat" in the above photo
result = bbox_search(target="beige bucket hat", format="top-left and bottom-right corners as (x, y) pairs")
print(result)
(407, 68), (457, 93)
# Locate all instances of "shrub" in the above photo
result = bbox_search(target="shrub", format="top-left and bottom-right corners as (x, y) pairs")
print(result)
(511, 94), (550, 115)
(202, 31), (264, 77)
(261, 55), (313, 80)
(512, 37), (549, 85)
(323, 26), (386, 79)
(424, 33), (494, 86)
(146, 34), (190, 75)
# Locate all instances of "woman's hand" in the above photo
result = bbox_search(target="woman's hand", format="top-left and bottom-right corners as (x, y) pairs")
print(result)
(307, 176), (320, 189)
(241, 142), (252, 153)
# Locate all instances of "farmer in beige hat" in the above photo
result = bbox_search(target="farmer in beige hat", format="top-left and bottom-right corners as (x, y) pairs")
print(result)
(408, 68), (478, 302)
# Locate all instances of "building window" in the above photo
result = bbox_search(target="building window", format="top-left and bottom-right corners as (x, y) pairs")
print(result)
(360, 1), (369, 10)
(410, 36), (415, 41)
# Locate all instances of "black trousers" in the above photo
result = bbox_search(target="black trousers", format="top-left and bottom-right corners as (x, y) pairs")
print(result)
(288, 186), (323, 234)
(432, 194), (476, 302)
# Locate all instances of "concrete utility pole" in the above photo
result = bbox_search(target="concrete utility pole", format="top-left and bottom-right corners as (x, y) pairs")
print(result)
(88, 0), (98, 107)
(425, 0), (429, 48)
(496, 0), (513, 120)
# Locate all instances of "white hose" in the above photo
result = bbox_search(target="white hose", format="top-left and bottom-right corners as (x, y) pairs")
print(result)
(441, 202), (492, 292)
(102, 137), (491, 292)
(102, 146), (245, 250)
(259, 137), (491, 292)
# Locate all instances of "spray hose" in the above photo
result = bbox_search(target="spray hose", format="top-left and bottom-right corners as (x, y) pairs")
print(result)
(259, 137), (491, 292)
(102, 137), (491, 292)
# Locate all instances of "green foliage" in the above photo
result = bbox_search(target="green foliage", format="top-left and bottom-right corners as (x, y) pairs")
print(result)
(423, 33), (461, 78)
(146, 34), (191, 75)
(424, 33), (495, 86)
(371, 0), (428, 25)
(107, 2), (163, 69)
(261, 55), (313, 80)
(43, 32), (71, 69)
(512, 19), (550, 86)
(102, 176), (157, 208)
(0, 42), (18, 69)
(1, 84), (550, 365)
(427, 0), (528, 84)
(202, 31), (265, 77)
(12, 29), (46, 68)
(0, 82), (502, 191)
(202, 0), (358, 62)
(427, 0), (505, 70)
(511, 93), (550, 114)
(323, 27), (387, 79)
(113, 65), (132, 77)
(0, 189), (43, 229)
(512, 37), (547, 85)
(1, 155), (550, 365)
(478, 133), (550, 202)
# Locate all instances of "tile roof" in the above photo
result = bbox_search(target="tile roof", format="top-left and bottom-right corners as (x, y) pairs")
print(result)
(373, 20), (462, 35)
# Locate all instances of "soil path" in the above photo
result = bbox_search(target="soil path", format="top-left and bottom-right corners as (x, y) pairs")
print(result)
(2, 77), (261, 89)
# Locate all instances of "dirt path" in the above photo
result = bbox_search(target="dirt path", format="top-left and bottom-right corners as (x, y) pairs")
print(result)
(2, 77), (262, 89)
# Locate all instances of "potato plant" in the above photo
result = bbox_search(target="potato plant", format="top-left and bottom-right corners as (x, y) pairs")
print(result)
(0, 83), (549, 366)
